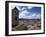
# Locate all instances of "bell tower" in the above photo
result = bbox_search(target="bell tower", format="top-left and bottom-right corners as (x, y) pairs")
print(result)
(12, 7), (19, 27)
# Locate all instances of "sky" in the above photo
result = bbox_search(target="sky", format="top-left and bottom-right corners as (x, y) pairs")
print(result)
(16, 6), (41, 19)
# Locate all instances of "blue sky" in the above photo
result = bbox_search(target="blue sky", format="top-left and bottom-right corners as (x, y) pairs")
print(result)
(16, 6), (41, 19)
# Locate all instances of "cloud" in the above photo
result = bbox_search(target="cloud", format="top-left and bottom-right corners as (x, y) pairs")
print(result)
(31, 13), (36, 17)
(16, 6), (33, 12)
(16, 6), (27, 12)
(36, 14), (41, 19)
(27, 6), (33, 9)
(30, 13), (41, 19)
(19, 11), (41, 19)
(16, 6), (41, 19)
(19, 10), (29, 18)
(16, 6), (22, 11)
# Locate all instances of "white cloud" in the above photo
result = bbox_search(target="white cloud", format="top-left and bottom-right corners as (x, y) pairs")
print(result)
(16, 6), (27, 11)
(19, 10), (29, 18)
(31, 13), (36, 17)
(22, 7), (26, 11)
(16, 6), (41, 19)
(16, 6), (33, 11)
(31, 13), (41, 19)
(28, 6), (33, 9)
(19, 11), (41, 19)
(16, 6), (21, 11)
(36, 14), (41, 19)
